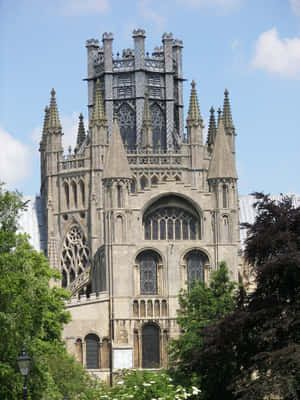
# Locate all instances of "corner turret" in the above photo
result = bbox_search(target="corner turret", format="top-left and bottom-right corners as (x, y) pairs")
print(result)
(76, 113), (86, 149)
(206, 106), (217, 153)
(222, 89), (236, 153)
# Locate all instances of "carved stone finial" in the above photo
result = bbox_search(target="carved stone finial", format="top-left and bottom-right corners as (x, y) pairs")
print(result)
(162, 32), (173, 41)
(102, 32), (113, 41)
(86, 39), (99, 48)
(173, 39), (183, 48)
(132, 28), (146, 38)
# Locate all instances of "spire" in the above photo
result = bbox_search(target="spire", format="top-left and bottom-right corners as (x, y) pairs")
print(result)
(186, 81), (202, 126)
(76, 113), (86, 147)
(217, 107), (222, 127)
(206, 106), (217, 150)
(91, 79), (107, 127)
(222, 88), (234, 131)
(42, 106), (50, 135)
(141, 92), (153, 148)
(103, 117), (132, 179)
(48, 89), (62, 133)
(207, 118), (237, 180)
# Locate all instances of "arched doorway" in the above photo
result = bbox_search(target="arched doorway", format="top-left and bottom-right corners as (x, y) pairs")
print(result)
(142, 323), (160, 368)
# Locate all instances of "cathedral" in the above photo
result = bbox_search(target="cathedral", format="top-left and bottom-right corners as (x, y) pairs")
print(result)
(37, 29), (241, 382)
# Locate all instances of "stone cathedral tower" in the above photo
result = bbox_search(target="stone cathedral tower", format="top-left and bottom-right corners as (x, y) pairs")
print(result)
(39, 29), (241, 382)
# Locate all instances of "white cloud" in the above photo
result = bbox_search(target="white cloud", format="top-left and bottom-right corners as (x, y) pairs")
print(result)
(0, 126), (32, 187)
(177, 0), (242, 11)
(289, 0), (300, 16)
(252, 28), (300, 78)
(231, 39), (240, 51)
(61, 0), (109, 16)
(138, 0), (166, 29)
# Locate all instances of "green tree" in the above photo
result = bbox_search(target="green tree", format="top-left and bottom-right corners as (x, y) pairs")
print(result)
(193, 193), (300, 400)
(168, 262), (237, 389)
(0, 184), (92, 399)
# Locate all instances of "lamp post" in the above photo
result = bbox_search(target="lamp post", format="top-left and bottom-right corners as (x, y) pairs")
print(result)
(17, 346), (31, 400)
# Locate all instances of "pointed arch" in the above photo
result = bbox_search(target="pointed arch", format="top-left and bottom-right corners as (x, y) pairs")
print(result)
(221, 214), (231, 243)
(60, 222), (90, 289)
(63, 181), (70, 209)
(150, 102), (166, 150)
(117, 102), (136, 149)
(143, 195), (201, 241)
(222, 184), (229, 208)
(79, 179), (85, 208)
(151, 175), (159, 186)
(140, 175), (148, 190)
(71, 180), (78, 209)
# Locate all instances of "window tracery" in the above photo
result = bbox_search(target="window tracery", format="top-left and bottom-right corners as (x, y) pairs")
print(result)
(138, 251), (159, 295)
(144, 206), (200, 240)
(117, 103), (136, 149)
(60, 224), (90, 288)
(186, 250), (208, 286)
(151, 103), (165, 150)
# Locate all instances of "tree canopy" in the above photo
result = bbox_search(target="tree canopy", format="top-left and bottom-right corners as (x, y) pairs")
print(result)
(0, 184), (92, 399)
(190, 193), (300, 400)
(168, 262), (237, 389)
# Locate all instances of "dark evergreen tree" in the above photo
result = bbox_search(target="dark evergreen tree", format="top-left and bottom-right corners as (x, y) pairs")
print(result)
(192, 193), (300, 400)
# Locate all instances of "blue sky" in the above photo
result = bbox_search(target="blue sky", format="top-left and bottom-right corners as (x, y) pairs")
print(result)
(1, 0), (300, 196)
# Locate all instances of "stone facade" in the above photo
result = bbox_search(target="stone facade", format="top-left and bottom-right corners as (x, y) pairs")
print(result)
(39, 30), (241, 382)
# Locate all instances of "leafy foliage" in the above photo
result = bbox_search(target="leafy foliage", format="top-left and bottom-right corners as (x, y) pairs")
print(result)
(0, 184), (91, 399)
(89, 369), (200, 400)
(192, 193), (300, 400)
(168, 262), (237, 389)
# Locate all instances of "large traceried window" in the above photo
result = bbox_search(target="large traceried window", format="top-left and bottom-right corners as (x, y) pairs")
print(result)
(185, 250), (209, 287)
(143, 195), (201, 241)
(137, 251), (159, 295)
(117, 102), (136, 150)
(60, 224), (90, 288)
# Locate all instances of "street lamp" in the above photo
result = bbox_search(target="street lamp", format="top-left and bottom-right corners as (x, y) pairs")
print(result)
(17, 346), (31, 400)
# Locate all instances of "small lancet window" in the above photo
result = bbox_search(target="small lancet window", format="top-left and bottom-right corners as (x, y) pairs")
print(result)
(79, 180), (85, 207)
(72, 181), (78, 209)
(64, 182), (69, 209)
(117, 185), (122, 208)
(222, 184), (229, 208)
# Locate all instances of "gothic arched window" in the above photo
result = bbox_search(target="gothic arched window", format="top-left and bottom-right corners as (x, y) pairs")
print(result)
(60, 224), (90, 289)
(85, 334), (99, 369)
(186, 250), (208, 287)
(138, 251), (159, 295)
(79, 180), (85, 208)
(222, 184), (229, 208)
(71, 181), (77, 209)
(117, 103), (136, 149)
(143, 195), (201, 240)
(151, 103), (166, 151)
(142, 323), (160, 368)
(63, 182), (69, 209)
